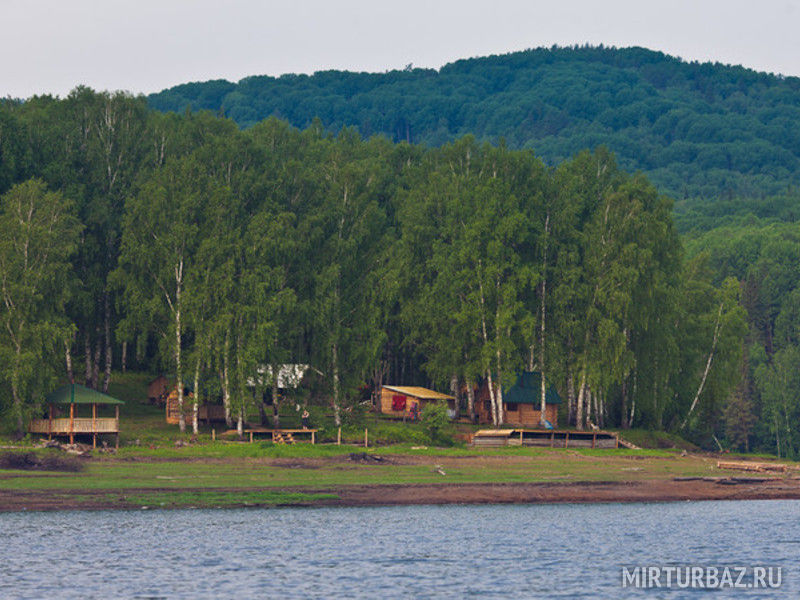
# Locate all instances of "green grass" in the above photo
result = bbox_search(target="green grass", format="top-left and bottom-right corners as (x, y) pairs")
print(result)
(0, 446), (734, 492)
(614, 428), (699, 450)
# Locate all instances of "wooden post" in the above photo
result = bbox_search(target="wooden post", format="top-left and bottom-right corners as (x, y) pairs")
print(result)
(212, 428), (216, 442)
(592, 433), (596, 449)
(69, 402), (74, 445)
(116, 433), (119, 450)
(337, 427), (341, 446)
(565, 431), (569, 448)
(365, 428), (368, 448)
(249, 431), (253, 443)
(519, 430), (523, 443)
(92, 403), (97, 449)
(115, 405), (119, 449)
(48, 405), (53, 440)
(550, 431), (554, 447)
(311, 430), (315, 445)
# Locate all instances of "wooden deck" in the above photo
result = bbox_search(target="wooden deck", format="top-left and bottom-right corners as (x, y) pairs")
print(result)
(239, 428), (318, 444)
(29, 416), (119, 448)
(472, 428), (620, 449)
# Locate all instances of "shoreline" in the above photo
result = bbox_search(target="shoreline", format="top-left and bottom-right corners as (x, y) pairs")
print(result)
(3, 478), (800, 512)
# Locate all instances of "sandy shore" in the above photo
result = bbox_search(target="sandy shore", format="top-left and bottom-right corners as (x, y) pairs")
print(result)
(2, 477), (800, 512)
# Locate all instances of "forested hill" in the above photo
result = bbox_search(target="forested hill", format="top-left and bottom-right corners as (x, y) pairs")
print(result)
(149, 45), (800, 200)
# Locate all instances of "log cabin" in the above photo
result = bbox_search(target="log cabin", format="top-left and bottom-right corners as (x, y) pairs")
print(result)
(28, 383), (124, 448)
(380, 385), (456, 419)
(476, 371), (561, 426)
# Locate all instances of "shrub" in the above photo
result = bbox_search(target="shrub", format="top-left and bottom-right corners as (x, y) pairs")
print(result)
(421, 402), (454, 446)
(0, 451), (84, 472)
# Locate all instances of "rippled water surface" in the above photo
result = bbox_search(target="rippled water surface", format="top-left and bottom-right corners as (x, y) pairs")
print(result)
(1, 500), (797, 599)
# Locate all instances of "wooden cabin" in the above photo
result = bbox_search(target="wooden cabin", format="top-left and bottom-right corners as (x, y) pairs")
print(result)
(28, 383), (124, 448)
(147, 375), (171, 404)
(165, 387), (194, 425)
(476, 372), (561, 426)
(165, 388), (227, 425)
(380, 385), (456, 419)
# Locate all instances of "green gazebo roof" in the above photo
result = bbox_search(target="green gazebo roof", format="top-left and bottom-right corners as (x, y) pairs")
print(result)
(45, 384), (124, 405)
(504, 372), (562, 405)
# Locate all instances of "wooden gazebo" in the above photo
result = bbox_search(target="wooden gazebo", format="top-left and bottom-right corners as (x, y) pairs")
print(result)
(28, 384), (124, 448)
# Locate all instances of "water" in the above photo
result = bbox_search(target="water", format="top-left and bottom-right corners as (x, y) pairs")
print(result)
(0, 500), (797, 599)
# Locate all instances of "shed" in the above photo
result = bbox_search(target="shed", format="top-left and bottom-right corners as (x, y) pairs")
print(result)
(380, 385), (455, 419)
(477, 372), (561, 426)
(147, 375), (171, 404)
(165, 387), (194, 425)
(28, 383), (124, 448)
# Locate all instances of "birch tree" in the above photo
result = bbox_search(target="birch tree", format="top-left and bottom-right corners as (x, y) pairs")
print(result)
(0, 180), (80, 433)
(117, 157), (219, 432)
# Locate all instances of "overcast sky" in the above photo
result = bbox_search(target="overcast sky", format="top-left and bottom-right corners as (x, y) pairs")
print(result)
(3, 0), (800, 98)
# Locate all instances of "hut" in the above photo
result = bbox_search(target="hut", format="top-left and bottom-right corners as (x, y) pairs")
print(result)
(476, 372), (561, 426)
(147, 375), (171, 404)
(165, 387), (194, 425)
(28, 383), (124, 448)
(380, 385), (456, 419)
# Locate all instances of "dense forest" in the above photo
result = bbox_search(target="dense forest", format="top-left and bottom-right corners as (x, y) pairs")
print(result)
(150, 45), (800, 202)
(1, 82), (798, 456)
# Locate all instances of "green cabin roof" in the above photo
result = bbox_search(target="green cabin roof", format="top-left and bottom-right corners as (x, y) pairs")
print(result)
(45, 384), (124, 405)
(504, 372), (562, 405)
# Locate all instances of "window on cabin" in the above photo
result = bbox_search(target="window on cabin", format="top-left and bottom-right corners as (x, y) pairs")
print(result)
(506, 402), (518, 411)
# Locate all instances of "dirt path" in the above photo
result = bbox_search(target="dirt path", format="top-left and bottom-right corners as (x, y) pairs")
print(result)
(2, 478), (799, 512)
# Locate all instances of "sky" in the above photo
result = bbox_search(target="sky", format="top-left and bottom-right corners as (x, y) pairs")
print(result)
(3, 0), (800, 98)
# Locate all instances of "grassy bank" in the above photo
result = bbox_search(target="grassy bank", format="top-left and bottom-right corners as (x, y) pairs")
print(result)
(3, 371), (794, 511)
(0, 445), (729, 492)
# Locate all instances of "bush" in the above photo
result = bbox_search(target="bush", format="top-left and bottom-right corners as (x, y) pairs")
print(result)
(421, 402), (454, 446)
(0, 451), (84, 472)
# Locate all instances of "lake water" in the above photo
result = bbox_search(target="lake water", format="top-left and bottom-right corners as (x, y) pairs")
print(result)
(0, 500), (796, 599)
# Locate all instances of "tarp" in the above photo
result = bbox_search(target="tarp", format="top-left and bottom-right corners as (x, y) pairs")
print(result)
(45, 383), (125, 405)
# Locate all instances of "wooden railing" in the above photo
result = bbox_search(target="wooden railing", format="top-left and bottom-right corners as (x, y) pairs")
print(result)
(29, 417), (119, 434)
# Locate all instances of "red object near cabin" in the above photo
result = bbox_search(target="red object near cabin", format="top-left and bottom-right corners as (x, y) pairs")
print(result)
(391, 394), (407, 411)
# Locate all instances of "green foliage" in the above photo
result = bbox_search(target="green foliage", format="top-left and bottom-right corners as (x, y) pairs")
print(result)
(0, 179), (81, 431)
(421, 402), (452, 445)
(0, 86), (765, 451)
(149, 45), (800, 199)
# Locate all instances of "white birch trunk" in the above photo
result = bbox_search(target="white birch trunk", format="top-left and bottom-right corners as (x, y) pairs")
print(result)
(681, 302), (724, 430)
(466, 378), (475, 422)
(192, 357), (200, 435)
(65, 339), (74, 384)
(495, 348), (504, 426)
(222, 330), (231, 427)
(175, 259), (185, 433)
(576, 373), (587, 430)
(486, 370), (498, 427)
(539, 213), (549, 426)
(272, 364), (281, 429)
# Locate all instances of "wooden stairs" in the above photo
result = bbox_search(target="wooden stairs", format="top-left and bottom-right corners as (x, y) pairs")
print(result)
(616, 437), (641, 450)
